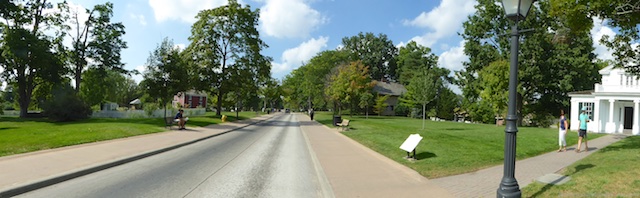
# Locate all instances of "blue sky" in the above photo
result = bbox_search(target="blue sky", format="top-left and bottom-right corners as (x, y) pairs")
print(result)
(44, 0), (617, 93)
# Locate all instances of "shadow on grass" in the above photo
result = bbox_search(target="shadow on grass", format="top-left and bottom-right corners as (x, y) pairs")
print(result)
(416, 151), (437, 160)
(0, 127), (17, 131)
(528, 164), (595, 198)
(599, 136), (639, 153)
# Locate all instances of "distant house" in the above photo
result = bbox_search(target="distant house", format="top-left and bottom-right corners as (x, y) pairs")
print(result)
(173, 90), (207, 108)
(372, 81), (407, 116)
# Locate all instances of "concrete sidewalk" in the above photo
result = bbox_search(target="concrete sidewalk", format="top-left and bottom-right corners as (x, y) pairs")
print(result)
(296, 114), (454, 198)
(0, 113), (278, 197)
(431, 133), (627, 197)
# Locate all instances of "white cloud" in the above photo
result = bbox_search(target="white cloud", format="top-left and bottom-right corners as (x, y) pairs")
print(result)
(130, 13), (147, 26)
(174, 43), (186, 50)
(404, 0), (477, 47)
(590, 18), (616, 60)
(148, 0), (238, 23)
(272, 36), (329, 74)
(132, 65), (146, 83)
(439, 41), (468, 73)
(259, 0), (326, 38)
(439, 41), (468, 94)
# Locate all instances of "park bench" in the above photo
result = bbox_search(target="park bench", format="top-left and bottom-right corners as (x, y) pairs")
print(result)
(337, 119), (350, 131)
(165, 117), (188, 129)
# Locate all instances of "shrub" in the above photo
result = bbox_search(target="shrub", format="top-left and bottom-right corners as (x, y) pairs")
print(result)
(144, 103), (159, 117)
(42, 86), (92, 122)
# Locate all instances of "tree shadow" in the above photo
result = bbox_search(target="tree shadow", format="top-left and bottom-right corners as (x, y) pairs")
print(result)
(0, 127), (17, 131)
(528, 164), (595, 198)
(599, 136), (639, 153)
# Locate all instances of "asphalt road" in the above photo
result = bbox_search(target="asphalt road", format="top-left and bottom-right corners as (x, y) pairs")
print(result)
(18, 114), (330, 198)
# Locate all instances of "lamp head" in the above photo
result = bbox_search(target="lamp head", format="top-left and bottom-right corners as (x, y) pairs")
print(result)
(501, 0), (536, 21)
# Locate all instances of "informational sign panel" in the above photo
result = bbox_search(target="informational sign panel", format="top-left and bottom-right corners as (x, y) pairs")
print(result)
(399, 134), (423, 152)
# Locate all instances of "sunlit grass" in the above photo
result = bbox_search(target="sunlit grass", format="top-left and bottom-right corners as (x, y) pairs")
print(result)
(313, 111), (606, 178)
(0, 111), (263, 157)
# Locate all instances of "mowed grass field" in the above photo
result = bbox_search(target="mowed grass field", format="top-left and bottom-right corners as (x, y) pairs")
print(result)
(521, 135), (640, 197)
(0, 111), (262, 157)
(313, 112), (605, 178)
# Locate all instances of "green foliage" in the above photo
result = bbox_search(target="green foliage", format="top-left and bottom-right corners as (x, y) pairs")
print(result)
(458, 0), (600, 124)
(551, 0), (640, 74)
(374, 95), (389, 116)
(394, 102), (410, 116)
(143, 102), (159, 117)
(186, 0), (271, 116)
(479, 60), (509, 117)
(56, 1), (128, 91)
(341, 32), (398, 81)
(324, 61), (374, 115)
(142, 38), (190, 108)
(396, 41), (440, 85)
(282, 50), (352, 111)
(42, 85), (92, 122)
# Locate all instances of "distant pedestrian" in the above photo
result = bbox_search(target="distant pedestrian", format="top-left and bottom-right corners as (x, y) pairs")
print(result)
(175, 109), (187, 130)
(576, 107), (590, 153)
(309, 108), (315, 120)
(558, 110), (568, 152)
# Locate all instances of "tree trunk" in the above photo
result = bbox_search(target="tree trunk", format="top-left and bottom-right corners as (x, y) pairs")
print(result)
(422, 103), (426, 130)
(216, 89), (223, 116)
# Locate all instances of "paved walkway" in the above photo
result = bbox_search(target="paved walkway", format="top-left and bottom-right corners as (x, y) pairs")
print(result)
(295, 114), (453, 198)
(430, 134), (627, 197)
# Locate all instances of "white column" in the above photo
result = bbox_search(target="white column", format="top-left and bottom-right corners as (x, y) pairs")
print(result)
(593, 99), (600, 132)
(633, 100), (640, 135)
(606, 99), (616, 133)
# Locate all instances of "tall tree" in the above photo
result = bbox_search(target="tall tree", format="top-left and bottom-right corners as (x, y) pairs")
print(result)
(325, 61), (374, 116)
(396, 41), (439, 85)
(403, 70), (442, 129)
(458, 0), (600, 124)
(0, 0), (66, 118)
(187, 0), (270, 116)
(142, 38), (190, 119)
(551, 0), (640, 74)
(341, 32), (398, 81)
(56, 1), (127, 92)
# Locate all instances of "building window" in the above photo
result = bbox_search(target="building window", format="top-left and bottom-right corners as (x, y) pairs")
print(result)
(579, 102), (594, 119)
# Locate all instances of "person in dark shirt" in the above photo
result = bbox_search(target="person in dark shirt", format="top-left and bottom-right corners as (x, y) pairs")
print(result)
(175, 109), (186, 130)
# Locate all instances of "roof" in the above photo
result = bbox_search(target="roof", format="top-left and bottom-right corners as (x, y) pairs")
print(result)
(567, 90), (594, 96)
(182, 90), (207, 97)
(373, 81), (407, 96)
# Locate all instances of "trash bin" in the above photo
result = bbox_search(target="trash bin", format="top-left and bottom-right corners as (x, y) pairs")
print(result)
(333, 115), (342, 126)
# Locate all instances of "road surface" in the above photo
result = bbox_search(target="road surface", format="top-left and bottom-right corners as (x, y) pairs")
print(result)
(18, 113), (330, 198)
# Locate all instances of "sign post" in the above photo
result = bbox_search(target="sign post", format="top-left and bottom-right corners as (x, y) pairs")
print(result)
(399, 134), (423, 160)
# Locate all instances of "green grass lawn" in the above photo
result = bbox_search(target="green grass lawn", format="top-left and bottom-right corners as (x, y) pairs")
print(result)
(0, 111), (263, 157)
(313, 112), (606, 178)
(521, 135), (640, 197)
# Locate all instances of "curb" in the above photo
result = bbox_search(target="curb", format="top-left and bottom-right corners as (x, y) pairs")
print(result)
(0, 114), (279, 198)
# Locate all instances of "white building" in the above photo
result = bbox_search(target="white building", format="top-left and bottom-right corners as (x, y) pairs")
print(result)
(569, 65), (640, 135)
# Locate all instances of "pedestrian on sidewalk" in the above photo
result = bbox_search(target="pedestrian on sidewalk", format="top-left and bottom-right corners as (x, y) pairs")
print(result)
(576, 107), (590, 153)
(558, 109), (568, 152)
(175, 109), (187, 130)
(309, 108), (315, 120)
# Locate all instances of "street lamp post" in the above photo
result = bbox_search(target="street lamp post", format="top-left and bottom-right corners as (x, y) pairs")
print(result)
(497, 0), (535, 198)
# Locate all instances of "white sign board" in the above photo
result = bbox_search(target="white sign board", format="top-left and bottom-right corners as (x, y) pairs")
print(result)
(399, 134), (423, 152)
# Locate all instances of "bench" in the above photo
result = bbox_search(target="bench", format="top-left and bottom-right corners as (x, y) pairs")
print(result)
(337, 119), (350, 131)
(165, 117), (188, 129)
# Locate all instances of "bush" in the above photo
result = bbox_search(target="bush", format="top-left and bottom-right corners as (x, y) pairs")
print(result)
(394, 103), (410, 116)
(42, 86), (92, 122)
(143, 103), (159, 117)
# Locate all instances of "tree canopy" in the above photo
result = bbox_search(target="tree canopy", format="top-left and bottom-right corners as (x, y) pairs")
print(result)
(186, 0), (270, 115)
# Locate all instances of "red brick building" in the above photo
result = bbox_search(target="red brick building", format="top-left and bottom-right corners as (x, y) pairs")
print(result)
(173, 90), (207, 108)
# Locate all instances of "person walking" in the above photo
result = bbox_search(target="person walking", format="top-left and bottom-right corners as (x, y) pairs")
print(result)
(309, 108), (315, 120)
(576, 107), (589, 153)
(558, 110), (568, 152)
